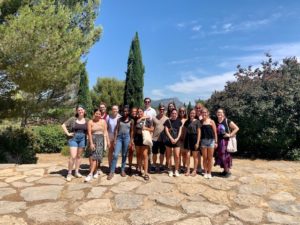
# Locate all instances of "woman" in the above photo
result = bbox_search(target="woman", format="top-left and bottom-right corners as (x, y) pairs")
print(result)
(107, 105), (121, 169)
(215, 108), (239, 177)
(134, 108), (154, 180)
(61, 105), (88, 182)
(200, 108), (217, 179)
(128, 107), (138, 174)
(164, 109), (183, 177)
(183, 109), (201, 176)
(195, 103), (203, 174)
(167, 101), (176, 118)
(85, 109), (110, 182)
(178, 107), (187, 173)
(107, 106), (134, 180)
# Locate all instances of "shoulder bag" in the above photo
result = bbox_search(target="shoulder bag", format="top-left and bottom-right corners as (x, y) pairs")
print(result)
(226, 119), (237, 153)
(142, 119), (153, 147)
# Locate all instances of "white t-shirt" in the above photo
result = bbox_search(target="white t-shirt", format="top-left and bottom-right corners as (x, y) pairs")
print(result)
(107, 114), (121, 141)
(144, 107), (157, 120)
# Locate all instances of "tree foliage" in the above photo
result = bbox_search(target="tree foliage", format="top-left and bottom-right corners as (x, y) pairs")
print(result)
(0, 0), (101, 125)
(91, 77), (125, 109)
(206, 55), (300, 160)
(78, 63), (93, 115)
(124, 32), (145, 108)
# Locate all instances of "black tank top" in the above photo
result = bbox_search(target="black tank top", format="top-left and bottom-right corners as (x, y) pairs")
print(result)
(74, 122), (87, 133)
(201, 124), (214, 139)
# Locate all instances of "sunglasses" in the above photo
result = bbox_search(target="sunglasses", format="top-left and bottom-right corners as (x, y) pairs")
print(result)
(144, 101), (150, 103)
(160, 108), (165, 111)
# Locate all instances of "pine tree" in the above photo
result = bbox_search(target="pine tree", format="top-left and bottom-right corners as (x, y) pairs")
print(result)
(187, 101), (193, 113)
(124, 32), (145, 107)
(77, 63), (93, 116)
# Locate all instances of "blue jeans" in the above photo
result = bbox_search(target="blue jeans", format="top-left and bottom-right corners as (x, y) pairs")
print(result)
(110, 133), (130, 173)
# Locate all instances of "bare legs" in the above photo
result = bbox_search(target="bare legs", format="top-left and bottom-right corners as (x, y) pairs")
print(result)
(166, 147), (180, 172)
(201, 147), (214, 176)
(68, 147), (83, 174)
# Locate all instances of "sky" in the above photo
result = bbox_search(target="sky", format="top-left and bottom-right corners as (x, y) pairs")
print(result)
(86, 0), (300, 103)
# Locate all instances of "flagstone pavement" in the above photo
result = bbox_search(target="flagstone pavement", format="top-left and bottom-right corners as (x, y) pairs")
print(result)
(0, 154), (299, 225)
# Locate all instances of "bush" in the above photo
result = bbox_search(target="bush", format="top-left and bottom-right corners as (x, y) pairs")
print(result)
(0, 127), (37, 164)
(33, 124), (67, 153)
(206, 55), (300, 160)
(61, 146), (70, 156)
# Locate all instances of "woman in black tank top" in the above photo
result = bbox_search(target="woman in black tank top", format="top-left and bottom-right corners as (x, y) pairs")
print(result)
(200, 108), (217, 179)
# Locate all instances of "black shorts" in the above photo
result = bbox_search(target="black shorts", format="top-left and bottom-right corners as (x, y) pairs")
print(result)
(134, 134), (147, 147)
(184, 133), (199, 151)
(152, 141), (166, 154)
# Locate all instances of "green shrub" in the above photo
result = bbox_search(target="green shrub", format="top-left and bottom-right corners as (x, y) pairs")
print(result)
(0, 127), (37, 164)
(61, 146), (70, 156)
(33, 124), (67, 153)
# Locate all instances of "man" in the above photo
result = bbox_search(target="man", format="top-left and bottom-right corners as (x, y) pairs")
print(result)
(99, 102), (109, 123)
(143, 97), (156, 172)
(152, 103), (168, 172)
(144, 97), (157, 120)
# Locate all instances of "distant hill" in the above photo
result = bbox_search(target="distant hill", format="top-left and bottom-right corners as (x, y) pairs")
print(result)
(152, 97), (184, 109)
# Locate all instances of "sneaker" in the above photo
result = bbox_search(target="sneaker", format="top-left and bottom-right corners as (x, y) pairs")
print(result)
(74, 172), (83, 178)
(150, 166), (156, 173)
(97, 169), (102, 175)
(207, 173), (212, 179)
(107, 173), (114, 180)
(66, 174), (72, 182)
(224, 172), (232, 178)
(168, 170), (174, 177)
(85, 174), (93, 182)
(174, 170), (180, 177)
(204, 173), (208, 179)
(93, 173), (99, 179)
(159, 166), (165, 173)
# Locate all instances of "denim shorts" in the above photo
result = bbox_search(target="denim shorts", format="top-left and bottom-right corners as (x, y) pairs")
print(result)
(68, 132), (86, 148)
(201, 139), (215, 148)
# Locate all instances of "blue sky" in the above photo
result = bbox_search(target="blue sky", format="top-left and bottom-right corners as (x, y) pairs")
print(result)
(86, 0), (300, 103)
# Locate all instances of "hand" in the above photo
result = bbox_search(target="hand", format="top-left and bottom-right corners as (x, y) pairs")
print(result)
(90, 143), (95, 151)
(195, 144), (199, 150)
(107, 142), (111, 149)
(171, 138), (176, 144)
(67, 132), (74, 137)
(214, 143), (218, 149)
(142, 125), (146, 130)
(224, 133), (231, 138)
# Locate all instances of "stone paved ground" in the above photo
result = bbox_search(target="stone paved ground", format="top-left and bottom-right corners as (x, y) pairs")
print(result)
(0, 154), (300, 225)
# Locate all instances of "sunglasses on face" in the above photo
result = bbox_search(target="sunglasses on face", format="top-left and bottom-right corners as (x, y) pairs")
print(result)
(144, 101), (150, 103)
(160, 108), (165, 111)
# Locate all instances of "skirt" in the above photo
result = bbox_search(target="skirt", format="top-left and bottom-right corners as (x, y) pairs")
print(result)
(89, 134), (105, 162)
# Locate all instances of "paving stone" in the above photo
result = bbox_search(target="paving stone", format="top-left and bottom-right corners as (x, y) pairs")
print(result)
(23, 169), (44, 177)
(0, 182), (9, 188)
(83, 216), (128, 225)
(177, 183), (207, 196)
(224, 217), (244, 225)
(0, 215), (27, 225)
(201, 188), (230, 206)
(26, 201), (67, 223)
(149, 192), (186, 207)
(74, 199), (112, 216)
(98, 175), (127, 186)
(87, 187), (107, 198)
(36, 177), (66, 185)
(65, 190), (85, 200)
(136, 181), (175, 195)
(239, 183), (269, 196)
(254, 173), (281, 180)
(11, 181), (33, 188)
(115, 193), (145, 209)
(24, 177), (41, 183)
(268, 200), (300, 216)
(202, 178), (239, 191)
(111, 181), (141, 193)
(181, 201), (228, 217)
(233, 194), (261, 206)
(129, 206), (186, 225)
(0, 168), (14, 176)
(267, 212), (300, 225)
(269, 191), (296, 202)
(0, 164), (15, 169)
(5, 175), (27, 183)
(174, 217), (212, 225)
(231, 207), (264, 224)
(67, 183), (92, 191)
(20, 185), (63, 201)
(0, 187), (16, 199)
(0, 201), (27, 214)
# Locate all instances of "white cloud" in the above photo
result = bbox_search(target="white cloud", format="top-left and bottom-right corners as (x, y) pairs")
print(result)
(192, 25), (202, 31)
(166, 72), (236, 99)
(176, 23), (185, 29)
(151, 89), (166, 100)
(222, 23), (232, 32)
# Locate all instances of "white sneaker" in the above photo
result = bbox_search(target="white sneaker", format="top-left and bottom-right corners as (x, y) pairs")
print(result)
(75, 172), (83, 178)
(97, 169), (102, 175)
(207, 173), (212, 179)
(85, 174), (93, 182)
(174, 170), (180, 177)
(66, 174), (72, 182)
(204, 173), (208, 179)
(168, 170), (174, 177)
(93, 173), (98, 179)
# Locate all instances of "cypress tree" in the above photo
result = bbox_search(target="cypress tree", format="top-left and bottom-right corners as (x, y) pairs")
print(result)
(77, 63), (93, 116)
(124, 32), (145, 107)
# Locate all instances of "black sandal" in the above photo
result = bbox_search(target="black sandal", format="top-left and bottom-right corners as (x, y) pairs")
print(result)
(144, 174), (150, 181)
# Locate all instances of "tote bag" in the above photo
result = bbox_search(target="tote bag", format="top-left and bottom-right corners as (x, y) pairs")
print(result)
(142, 120), (153, 147)
(226, 119), (237, 153)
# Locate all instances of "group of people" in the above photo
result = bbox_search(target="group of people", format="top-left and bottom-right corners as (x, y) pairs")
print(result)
(61, 98), (239, 182)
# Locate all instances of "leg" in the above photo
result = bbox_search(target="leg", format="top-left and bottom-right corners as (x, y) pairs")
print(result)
(174, 147), (180, 171)
(165, 147), (172, 170)
(75, 147), (83, 174)
(185, 150), (191, 175)
(136, 146), (143, 173)
(68, 147), (78, 174)
(110, 137), (122, 174)
(201, 148), (208, 174)
(128, 145), (134, 168)
(142, 147), (149, 175)
(207, 147), (214, 174)
(192, 151), (199, 176)
(108, 140), (114, 168)
(198, 152), (202, 172)
(121, 135), (130, 172)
